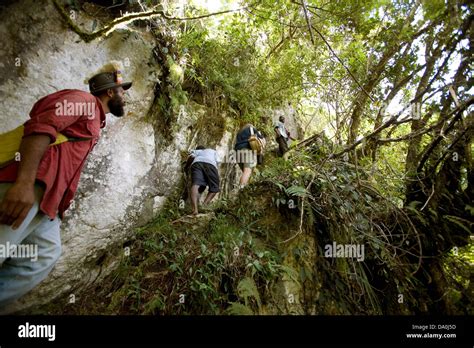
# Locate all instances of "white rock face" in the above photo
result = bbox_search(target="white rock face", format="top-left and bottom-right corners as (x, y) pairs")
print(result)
(0, 0), (234, 311)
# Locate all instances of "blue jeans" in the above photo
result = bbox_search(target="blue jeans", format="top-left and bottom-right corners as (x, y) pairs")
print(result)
(0, 183), (61, 310)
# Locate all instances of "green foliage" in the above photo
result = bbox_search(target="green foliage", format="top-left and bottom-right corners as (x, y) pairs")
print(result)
(93, 210), (284, 315)
(177, 6), (308, 122)
(236, 277), (262, 312)
(258, 143), (438, 314)
(443, 215), (473, 235)
(226, 302), (254, 315)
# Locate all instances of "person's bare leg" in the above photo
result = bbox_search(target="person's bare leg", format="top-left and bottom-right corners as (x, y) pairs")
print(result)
(190, 185), (200, 215)
(240, 167), (252, 186)
(203, 192), (217, 205)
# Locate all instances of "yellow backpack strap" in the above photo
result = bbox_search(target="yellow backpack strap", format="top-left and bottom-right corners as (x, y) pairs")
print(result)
(0, 125), (25, 166)
(0, 125), (90, 168)
(53, 132), (69, 145)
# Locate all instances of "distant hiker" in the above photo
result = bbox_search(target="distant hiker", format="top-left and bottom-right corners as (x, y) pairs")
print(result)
(234, 123), (266, 188)
(274, 116), (295, 157)
(0, 61), (132, 308)
(186, 146), (220, 215)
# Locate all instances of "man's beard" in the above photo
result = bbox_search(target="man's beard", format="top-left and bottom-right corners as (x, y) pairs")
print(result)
(108, 93), (125, 117)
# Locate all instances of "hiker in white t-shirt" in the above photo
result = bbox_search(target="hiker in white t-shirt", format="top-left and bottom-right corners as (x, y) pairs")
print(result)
(274, 116), (294, 157)
(186, 146), (220, 215)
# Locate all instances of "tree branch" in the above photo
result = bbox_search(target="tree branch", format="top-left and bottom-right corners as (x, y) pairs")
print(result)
(416, 99), (474, 173)
(431, 121), (473, 172)
(310, 25), (376, 103)
(300, 0), (315, 45)
(266, 26), (298, 60)
(329, 93), (474, 160)
(52, 0), (247, 43)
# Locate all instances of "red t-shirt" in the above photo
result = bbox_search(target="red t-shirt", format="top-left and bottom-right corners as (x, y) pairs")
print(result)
(0, 89), (106, 219)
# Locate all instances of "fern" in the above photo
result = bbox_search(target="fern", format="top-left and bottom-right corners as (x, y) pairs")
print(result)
(237, 277), (261, 310)
(226, 302), (254, 315)
(443, 215), (473, 234)
(279, 265), (300, 285)
(285, 185), (308, 197)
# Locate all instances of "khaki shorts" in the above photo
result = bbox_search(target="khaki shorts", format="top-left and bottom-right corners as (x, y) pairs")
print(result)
(238, 161), (257, 171)
(236, 149), (257, 170)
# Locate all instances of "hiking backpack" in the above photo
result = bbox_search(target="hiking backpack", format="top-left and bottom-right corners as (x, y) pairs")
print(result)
(248, 126), (265, 154)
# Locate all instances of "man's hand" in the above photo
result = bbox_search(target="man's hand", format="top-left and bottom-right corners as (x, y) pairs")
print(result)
(0, 182), (35, 229)
(0, 134), (50, 229)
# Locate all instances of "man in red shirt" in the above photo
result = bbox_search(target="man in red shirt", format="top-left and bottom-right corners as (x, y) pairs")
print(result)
(0, 62), (132, 308)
